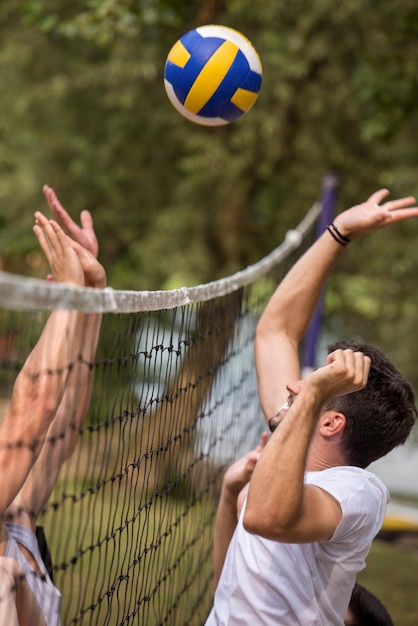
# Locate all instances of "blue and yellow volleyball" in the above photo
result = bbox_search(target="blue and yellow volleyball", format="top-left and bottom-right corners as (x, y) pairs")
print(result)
(164, 25), (263, 126)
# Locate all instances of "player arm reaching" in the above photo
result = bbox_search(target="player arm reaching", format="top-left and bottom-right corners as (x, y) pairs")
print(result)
(0, 214), (100, 539)
(0, 189), (105, 625)
(212, 433), (267, 589)
(250, 189), (418, 543)
(245, 348), (370, 542)
(255, 189), (418, 426)
(6, 190), (106, 529)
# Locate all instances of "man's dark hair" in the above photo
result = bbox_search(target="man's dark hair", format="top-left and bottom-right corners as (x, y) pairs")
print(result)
(345, 583), (394, 626)
(324, 340), (417, 468)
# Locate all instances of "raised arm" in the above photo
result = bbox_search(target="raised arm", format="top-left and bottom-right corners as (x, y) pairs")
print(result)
(10, 201), (106, 526)
(245, 349), (371, 543)
(213, 433), (267, 589)
(255, 189), (418, 424)
(0, 218), (90, 525)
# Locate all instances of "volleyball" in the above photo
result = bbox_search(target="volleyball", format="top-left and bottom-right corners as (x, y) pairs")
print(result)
(164, 25), (263, 126)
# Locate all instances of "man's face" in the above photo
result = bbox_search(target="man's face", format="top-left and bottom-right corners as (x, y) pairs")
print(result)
(268, 380), (304, 432)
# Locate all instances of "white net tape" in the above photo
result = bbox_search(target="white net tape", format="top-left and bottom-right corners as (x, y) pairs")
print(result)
(0, 203), (319, 313)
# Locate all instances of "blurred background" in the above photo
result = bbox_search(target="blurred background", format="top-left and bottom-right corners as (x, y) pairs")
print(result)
(1, 1), (418, 425)
(1, 5), (418, 621)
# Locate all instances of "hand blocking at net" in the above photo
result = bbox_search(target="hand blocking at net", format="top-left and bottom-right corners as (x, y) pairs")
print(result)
(332, 188), (418, 240)
(34, 210), (106, 290)
(0, 190), (105, 626)
(43, 185), (99, 259)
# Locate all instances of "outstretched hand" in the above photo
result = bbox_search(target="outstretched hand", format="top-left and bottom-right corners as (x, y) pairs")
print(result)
(34, 212), (85, 287)
(71, 239), (106, 289)
(43, 185), (99, 258)
(334, 189), (418, 240)
(34, 212), (106, 289)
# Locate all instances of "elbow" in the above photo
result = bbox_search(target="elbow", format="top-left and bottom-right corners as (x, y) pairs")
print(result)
(243, 504), (278, 538)
(243, 502), (300, 540)
(242, 507), (259, 534)
(255, 317), (270, 343)
(256, 303), (285, 338)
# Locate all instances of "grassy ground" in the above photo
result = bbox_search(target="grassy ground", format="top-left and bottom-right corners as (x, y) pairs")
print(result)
(357, 535), (418, 625)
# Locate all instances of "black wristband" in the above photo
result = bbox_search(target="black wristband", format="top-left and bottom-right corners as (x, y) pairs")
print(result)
(330, 223), (351, 244)
(326, 224), (350, 247)
(327, 225), (347, 247)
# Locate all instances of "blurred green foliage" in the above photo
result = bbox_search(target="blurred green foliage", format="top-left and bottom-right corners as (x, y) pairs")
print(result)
(1, 0), (418, 388)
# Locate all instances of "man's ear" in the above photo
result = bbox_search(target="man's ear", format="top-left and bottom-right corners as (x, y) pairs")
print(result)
(319, 411), (346, 437)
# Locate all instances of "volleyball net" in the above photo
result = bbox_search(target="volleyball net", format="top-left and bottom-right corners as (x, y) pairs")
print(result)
(0, 196), (324, 625)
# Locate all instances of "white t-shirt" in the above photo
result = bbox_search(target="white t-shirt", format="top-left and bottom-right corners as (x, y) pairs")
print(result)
(206, 466), (388, 626)
(5, 523), (61, 626)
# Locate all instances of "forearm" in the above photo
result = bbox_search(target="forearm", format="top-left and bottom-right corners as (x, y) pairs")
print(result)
(61, 311), (102, 430)
(16, 312), (102, 518)
(257, 230), (343, 342)
(213, 486), (239, 589)
(38, 310), (102, 457)
(20, 309), (77, 381)
(213, 435), (268, 586)
(255, 230), (344, 419)
(0, 309), (86, 517)
(244, 385), (322, 537)
(7, 309), (80, 445)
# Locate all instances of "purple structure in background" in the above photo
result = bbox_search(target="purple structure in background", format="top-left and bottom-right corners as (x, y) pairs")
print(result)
(302, 173), (339, 371)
